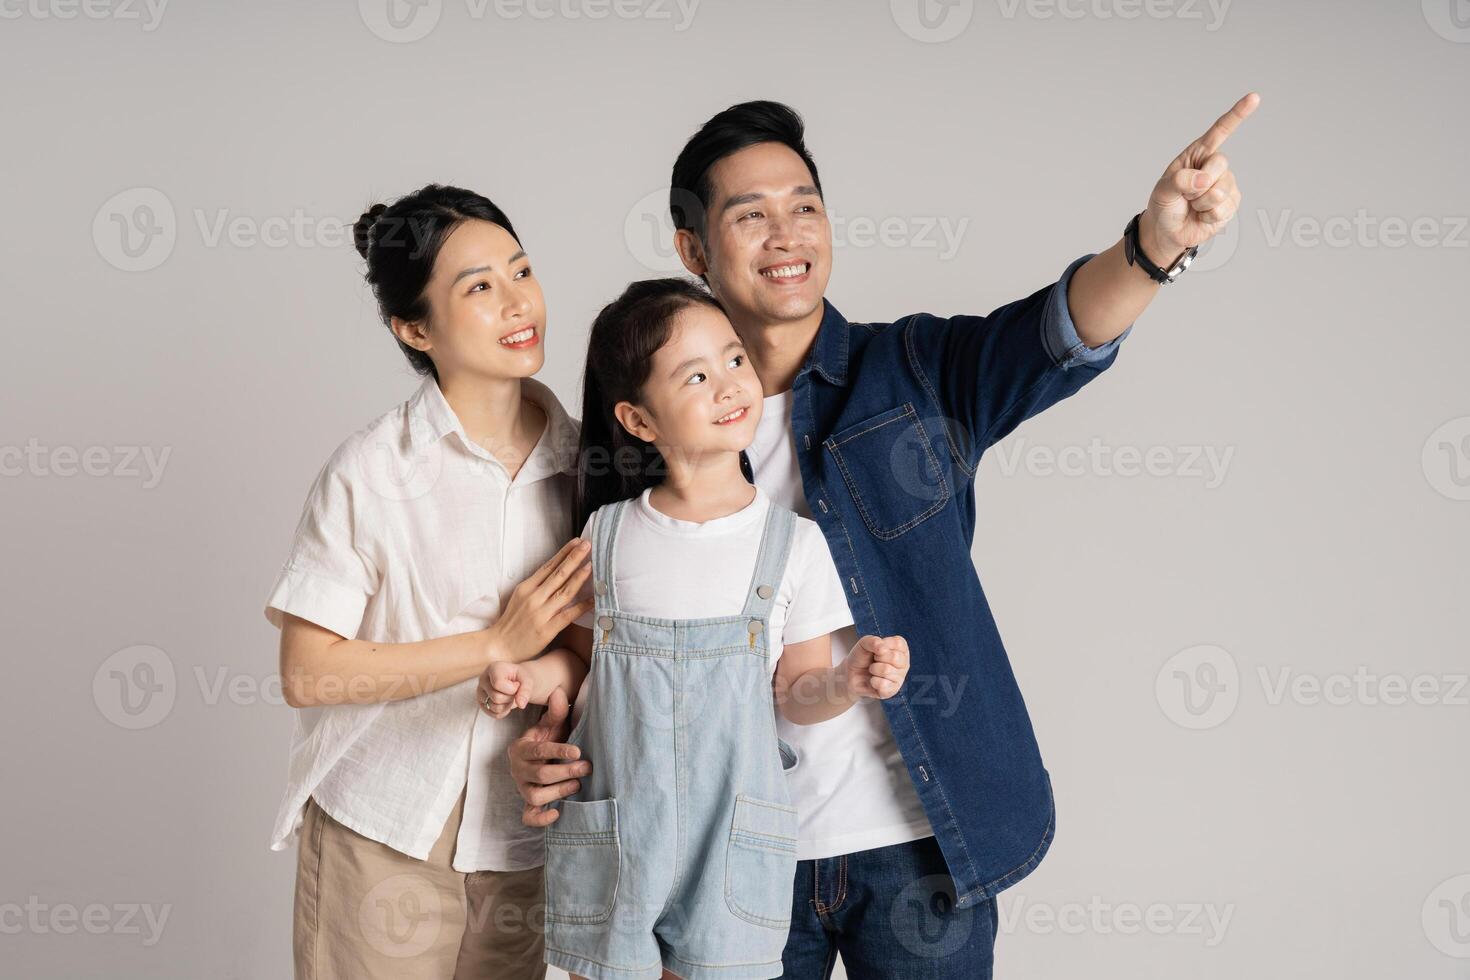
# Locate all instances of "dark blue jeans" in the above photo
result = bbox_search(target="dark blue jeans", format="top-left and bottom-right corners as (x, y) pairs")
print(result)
(779, 836), (1000, 979)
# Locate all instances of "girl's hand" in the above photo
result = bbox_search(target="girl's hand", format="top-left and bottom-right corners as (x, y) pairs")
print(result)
(486, 538), (594, 665)
(845, 634), (910, 700)
(478, 661), (534, 719)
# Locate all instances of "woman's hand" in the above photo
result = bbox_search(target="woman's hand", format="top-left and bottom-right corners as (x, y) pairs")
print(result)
(844, 634), (910, 700)
(486, 537), (593, 665)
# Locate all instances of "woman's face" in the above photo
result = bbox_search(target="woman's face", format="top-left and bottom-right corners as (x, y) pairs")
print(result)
(615, 303), (764, 466)
(393, 218), (547, 381)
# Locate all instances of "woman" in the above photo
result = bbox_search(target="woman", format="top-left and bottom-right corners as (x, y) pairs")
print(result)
(263, 183), (589, 979)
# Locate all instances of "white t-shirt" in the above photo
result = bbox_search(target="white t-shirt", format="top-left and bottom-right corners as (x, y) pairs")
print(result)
(747, 388), (937, 860)
(572, 484), (853, 678)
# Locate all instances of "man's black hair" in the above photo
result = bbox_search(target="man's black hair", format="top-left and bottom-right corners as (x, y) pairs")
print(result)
(669, 100), (823, 241)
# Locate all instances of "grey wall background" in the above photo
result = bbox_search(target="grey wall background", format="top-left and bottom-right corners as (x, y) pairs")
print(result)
(2, 1), (1467, 977)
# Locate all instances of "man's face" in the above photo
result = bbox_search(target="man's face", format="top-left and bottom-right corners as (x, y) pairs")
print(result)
(681, 141), (833, 327)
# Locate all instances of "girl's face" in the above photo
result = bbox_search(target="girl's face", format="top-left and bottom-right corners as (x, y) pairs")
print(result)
(615, 303), (764, 464)
(391, 219), (547, 381)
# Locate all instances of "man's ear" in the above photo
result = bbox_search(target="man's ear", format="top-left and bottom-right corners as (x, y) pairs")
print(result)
(612, 401), (657, 444)
(390, 316), (431, 354)
(673, 228), (707, 278)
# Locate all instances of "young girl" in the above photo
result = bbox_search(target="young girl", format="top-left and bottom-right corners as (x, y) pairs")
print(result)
(478, 279), (912, 980)
(264, 184), (593, 979)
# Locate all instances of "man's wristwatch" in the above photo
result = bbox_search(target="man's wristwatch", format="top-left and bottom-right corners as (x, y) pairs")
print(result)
(1124, 211), (1198, 284)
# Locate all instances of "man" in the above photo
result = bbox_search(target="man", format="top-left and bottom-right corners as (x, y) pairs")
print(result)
(511, 95), (1256, 978)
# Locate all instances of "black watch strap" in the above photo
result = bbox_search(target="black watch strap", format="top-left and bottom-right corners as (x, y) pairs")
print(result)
(1124, 212), (1198, 284)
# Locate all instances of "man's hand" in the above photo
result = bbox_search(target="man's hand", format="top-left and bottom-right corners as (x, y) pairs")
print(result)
(1140, 91), (1260, 263)
(506, 687), (590, 828)
(844, 634), (910, 700)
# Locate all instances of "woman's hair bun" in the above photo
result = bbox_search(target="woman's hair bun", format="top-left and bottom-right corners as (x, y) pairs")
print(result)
(353, 202), (389, 260)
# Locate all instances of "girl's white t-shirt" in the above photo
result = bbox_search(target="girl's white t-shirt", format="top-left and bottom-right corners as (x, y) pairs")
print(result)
(572, 484), (854, 676)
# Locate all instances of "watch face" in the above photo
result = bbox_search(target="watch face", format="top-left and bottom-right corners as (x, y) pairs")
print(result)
(1166, 246), (1200, 282)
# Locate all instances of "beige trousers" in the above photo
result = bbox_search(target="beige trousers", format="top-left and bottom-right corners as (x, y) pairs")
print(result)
(293, 789), (546, 980)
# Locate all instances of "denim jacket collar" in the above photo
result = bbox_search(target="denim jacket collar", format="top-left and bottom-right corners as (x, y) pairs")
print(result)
(800, 298), (851, 388)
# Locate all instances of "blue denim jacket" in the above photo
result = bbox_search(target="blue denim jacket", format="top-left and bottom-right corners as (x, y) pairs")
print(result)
(744, 254), (1127, 908)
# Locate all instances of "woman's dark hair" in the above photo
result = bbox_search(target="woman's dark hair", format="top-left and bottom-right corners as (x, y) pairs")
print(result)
(575, 278), (727, 531)
(353, 183), (520, 380)
(668, 100), (823, 242)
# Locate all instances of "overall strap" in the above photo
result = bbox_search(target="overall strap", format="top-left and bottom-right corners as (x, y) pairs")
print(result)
(741, 501), (796, 625)
(591, 498), (631, 619)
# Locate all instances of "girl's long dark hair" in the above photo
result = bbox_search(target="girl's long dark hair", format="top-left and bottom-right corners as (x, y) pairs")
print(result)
(575, 278), (726, 531)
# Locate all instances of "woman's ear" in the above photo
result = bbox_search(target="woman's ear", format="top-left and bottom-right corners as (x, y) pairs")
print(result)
(612, 400), (657, 443)
(390, 316), (431, 353)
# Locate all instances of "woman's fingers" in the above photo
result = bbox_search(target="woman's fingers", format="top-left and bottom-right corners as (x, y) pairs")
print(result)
(553, 562), (593, 603)
(536, 538), (592, 599)
(526, 537), (589, 591)
(554, 597), (596, 633)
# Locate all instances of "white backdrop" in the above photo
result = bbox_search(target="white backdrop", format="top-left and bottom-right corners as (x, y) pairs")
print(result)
(2, 1), (1467, 977)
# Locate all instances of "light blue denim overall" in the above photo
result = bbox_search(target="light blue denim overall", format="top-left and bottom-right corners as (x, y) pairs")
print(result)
(543, 495), (801, 980)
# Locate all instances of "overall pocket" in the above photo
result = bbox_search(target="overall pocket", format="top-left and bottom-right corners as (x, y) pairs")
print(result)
(544, 797), (620, 924)
(724, 794), (799, 929)
(824, 402), (951, 540)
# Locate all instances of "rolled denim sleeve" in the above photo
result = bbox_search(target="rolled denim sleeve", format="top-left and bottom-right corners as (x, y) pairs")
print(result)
(1040, 253), (1132, 368)
(904, 253), (1129, 469)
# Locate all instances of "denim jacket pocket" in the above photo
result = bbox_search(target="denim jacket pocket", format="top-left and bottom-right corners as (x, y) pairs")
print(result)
(544, 797), (620, 924)
(724, 794), (798, 929)
(824, 402), (951, 540)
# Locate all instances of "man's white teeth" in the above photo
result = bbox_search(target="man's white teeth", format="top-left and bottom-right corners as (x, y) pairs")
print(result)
(499, 327), (535, 345)
(761, 263), (808, 280)
(716, 408), (746, 424)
